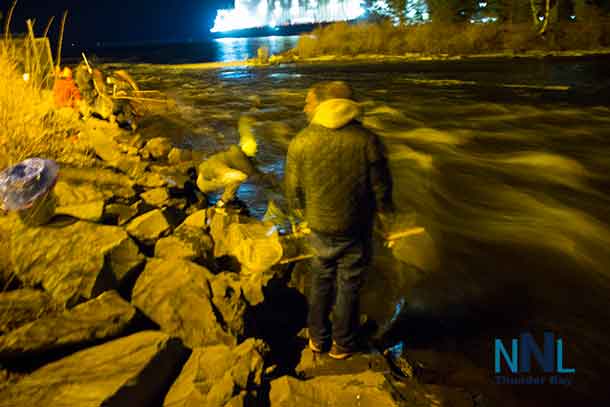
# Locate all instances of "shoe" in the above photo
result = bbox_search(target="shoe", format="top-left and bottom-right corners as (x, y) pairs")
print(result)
(328, 341), (357, 360)
(308, 338), (328, 353)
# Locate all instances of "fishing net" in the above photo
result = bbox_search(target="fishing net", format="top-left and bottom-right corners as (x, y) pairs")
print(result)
(210, 209), (283, 273)
(225, 222), (283, 274)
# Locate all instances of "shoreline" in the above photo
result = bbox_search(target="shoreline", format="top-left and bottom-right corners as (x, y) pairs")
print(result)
(148, 47), (610, 70)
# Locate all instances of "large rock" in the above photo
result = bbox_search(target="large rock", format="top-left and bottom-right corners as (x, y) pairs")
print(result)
(154, 225), (214, 264)
(0, 291), (137, 360)
(59, 167), (135, 199)
(0, 289), (54, 335)
(53, 181), (106, 222)
(135, 171), (169, 188)
(164, 339), (269, 407)
(142, 137), (172, 160)
(269, 371), (399, 407)
(11, 221), (143, 307)
(182, 209), (207, 228)
(141, 187), (171, 207)
(132, 259), (233, 347)
(126, 209), (171, 244)
(168, 147), (193, 165)
(210, 273), (249, 339)
(0, 331), (189, 407)
(104, 203), (139, 226)
(85, 127), (148, 178)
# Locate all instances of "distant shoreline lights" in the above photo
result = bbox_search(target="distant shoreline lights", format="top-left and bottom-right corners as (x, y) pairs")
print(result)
(211, 0), (367, 33)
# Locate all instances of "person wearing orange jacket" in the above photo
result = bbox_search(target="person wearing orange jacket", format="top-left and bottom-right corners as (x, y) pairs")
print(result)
(52, 67), (81, 109)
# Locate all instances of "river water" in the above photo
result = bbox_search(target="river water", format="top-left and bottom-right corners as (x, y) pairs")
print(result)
(101, 45), (610, 406)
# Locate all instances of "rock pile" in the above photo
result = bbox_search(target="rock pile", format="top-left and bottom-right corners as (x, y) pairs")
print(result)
(0, 118), (476, 406)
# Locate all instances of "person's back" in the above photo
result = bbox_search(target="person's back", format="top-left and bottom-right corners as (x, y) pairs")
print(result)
(286, 98), (391, 235)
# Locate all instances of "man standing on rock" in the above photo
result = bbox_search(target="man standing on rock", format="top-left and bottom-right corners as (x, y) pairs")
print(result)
(285, 81), (393, 359)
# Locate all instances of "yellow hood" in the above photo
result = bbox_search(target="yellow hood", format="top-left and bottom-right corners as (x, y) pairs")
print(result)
(311, 98), (362, 129)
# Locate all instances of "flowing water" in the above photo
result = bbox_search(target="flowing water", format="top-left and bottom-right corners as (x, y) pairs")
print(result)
(104, 54), (610, 405)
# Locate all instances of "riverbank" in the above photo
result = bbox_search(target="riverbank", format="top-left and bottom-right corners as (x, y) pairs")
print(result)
(0, 108), (495, 406)
(150, 46), (610, 72)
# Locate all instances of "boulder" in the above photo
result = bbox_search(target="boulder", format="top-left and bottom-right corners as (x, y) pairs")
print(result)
(269, 371), (398, 407)
(85, 126), (148, 178)
(0, 331), (189, 407)
(126, 209), (171, 245)
(114, 132), (145, 149)
(59, 167), (135, 199)
(141, 187), (171, 207)
(135, 171), (169, 188)
(0, 291), (137, 360)
(182, 209), (207, 228)
(0, 289), (55, 335)
(142, 137), (172, 160)
(163, 339), (269, 407)
(104, 203), (139, 225)
(132, 259), (233, 347)
(210, 273), (249, 339)
(53, 181), (106, 222)
(11, 221), (142, 307)
(155, 225), (214, 264)
(168, 147), (193, 164)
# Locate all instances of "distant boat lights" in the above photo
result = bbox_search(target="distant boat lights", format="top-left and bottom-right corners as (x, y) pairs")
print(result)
(211, 0), (366, 33)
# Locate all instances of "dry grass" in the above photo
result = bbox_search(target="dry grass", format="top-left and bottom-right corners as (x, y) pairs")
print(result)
(0, 44), (82, 171)
(293, 20), (610, 59)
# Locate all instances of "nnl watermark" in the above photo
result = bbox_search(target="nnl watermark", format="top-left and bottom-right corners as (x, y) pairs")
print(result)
(494, 332), (575, 374)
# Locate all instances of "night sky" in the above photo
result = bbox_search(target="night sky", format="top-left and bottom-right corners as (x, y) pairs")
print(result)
(6, 1), (234, 46)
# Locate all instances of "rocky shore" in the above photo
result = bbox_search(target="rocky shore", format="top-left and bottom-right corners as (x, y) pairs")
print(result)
(0, 117), (482, 406)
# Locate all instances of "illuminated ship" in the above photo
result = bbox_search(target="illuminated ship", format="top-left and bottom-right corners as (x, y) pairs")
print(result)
(211, 0), (366, 37)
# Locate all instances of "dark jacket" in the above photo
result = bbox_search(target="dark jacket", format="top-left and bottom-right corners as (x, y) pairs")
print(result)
(285, 99), (393, 235)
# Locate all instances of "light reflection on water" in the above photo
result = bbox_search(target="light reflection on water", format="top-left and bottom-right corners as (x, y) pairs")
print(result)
(213, 35), (300, 62)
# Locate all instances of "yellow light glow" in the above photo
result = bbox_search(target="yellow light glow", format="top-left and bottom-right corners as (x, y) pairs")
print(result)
(211, 0), (366, 33)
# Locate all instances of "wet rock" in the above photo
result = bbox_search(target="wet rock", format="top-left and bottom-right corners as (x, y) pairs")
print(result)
(135, 171), (169, 188)
(116, 156), (149, 179)
(60, 167), (135, 200)
(225, 392), (249, 407)
(104, 203), (139, 225)
(53, 181), (106, 222)
(163, 339), (269, 407)
(132, 259), (233, 347)
(0, 291), (137, 361)
(126, 209), (171, 245)
(114, 132), (145, 149)
(142, 137), (172, 160)
(155, 225), (214, 264)
(269, 371), (398, 407)
(0, 331), (189, 407)
(11, 221), (142, 307)
(183, 209), (207, 228)
(0, 289), (54, 335)
(141, 187), (171, 207)
(168, 147), (193, 165)
(210, 273), (249, 339)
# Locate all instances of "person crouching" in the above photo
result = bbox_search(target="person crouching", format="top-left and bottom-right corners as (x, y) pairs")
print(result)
(196, 116), (261, 208)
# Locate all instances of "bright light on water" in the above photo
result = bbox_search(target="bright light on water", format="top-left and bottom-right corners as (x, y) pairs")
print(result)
(211, 0), (366, 33)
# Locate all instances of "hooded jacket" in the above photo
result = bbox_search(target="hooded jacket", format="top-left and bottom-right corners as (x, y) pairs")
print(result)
(285, 99), (393, 235)
(198, 145), (258, 181)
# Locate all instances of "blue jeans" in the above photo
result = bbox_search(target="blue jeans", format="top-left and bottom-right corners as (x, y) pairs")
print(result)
(307, 230), (370, 349)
